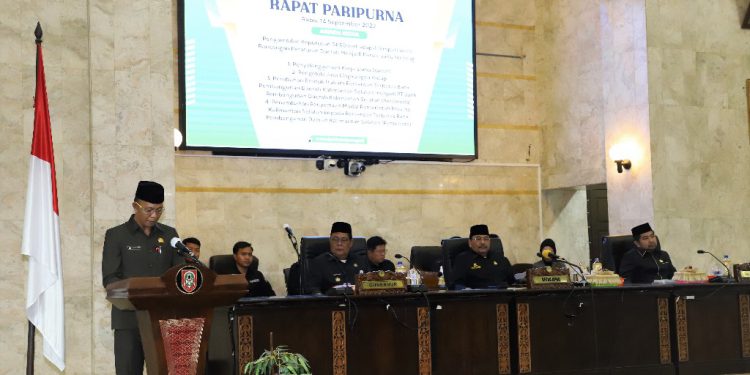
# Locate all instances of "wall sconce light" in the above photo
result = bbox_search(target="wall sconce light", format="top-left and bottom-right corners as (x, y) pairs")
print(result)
(609, 140), (637, 173)
(173, 128), (183, 148)
(614, 159), (631, 173)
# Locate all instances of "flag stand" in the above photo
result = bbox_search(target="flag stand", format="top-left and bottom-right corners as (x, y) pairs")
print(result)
(26, 321), (35, 375)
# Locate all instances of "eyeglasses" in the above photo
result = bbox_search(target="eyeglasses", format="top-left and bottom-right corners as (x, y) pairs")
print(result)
(470, 235), (490, 241)
(330, 236), (351, 243)
(134, 201), (165, 215)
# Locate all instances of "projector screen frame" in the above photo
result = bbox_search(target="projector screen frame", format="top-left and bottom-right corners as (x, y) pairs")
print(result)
(176, 0), (478, 162)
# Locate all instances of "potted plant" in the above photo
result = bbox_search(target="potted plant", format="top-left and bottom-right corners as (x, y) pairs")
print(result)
(243, 333), (311, 375)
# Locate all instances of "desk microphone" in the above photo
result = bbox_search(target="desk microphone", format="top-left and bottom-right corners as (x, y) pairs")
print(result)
(697, 250), (734, 283)
(536, 248), (560, 261)
(534, 249), (587, 284)
(394, 253), (411, 264)
(283, 224), (298, 246)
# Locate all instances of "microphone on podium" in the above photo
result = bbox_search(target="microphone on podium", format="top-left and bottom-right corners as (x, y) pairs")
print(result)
(170, 237), (196, 257)
(170, 237), (204, 266)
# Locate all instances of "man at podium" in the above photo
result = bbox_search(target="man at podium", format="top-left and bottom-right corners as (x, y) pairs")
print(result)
(101, 181), (185, 375)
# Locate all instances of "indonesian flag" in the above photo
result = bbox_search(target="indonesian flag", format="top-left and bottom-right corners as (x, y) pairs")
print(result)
(21, 27), (65, 371)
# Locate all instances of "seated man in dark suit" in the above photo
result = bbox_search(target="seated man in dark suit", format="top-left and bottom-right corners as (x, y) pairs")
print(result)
(619, 223), (676, 284)
(214, 241), (275, 297)
(451, 224), (514, 289)
(307, 222), (368, 294)
(366, 236), (395, 272)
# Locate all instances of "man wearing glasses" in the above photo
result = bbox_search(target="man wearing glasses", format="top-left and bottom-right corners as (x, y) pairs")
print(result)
(101, 181), (184, 375)
(451, 224), (514, 289)
(307, 221), (367, 294)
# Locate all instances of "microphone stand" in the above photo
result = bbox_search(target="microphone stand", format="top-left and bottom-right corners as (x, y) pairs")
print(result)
(285, 230), (305, 294)
(698, 250), (735, 283)
(555, 257), (588, 285)
(177, 248), (207, 268)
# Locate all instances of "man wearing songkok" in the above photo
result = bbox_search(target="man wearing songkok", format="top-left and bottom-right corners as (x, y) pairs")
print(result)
(451, 224), (515, 289)
(101, 181), (185, 374)
(365, 235), (395, 272)
(619, 222), (676, 284)
(307, 222), (367, 294)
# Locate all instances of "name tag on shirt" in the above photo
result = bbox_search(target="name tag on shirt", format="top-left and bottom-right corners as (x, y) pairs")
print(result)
(126, 245), (142, 251)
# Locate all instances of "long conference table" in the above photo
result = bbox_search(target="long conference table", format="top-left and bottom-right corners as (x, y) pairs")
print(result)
(212, 283), (750, 374)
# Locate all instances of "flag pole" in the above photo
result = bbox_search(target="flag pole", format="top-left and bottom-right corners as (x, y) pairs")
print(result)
(26, 322), (36, 375)
(24, 21), (44, 375)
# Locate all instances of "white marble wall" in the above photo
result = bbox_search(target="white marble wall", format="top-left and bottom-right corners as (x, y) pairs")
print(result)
(542, 188), (591, 265)
(536, 0), (654, 236)
(536, 0), (607, 190)
(646, 0), (750, 272)
(600, 0), (654, 234)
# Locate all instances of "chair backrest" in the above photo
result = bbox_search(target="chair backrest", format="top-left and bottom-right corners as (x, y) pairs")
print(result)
(209, 254), (261, 274)
(209, 254), (235, 273)
(300, 236), (367, 261)
(441, 237), (504, 288)
(409, 246), (443, 272)
(600, 234), (634, 273)
(511, 263), (534, 275)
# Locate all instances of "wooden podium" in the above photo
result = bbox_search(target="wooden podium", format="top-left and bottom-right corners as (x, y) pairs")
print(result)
(106, 263), (248, 375)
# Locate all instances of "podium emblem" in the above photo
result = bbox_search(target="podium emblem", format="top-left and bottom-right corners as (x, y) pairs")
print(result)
(176, 266), (203, 294)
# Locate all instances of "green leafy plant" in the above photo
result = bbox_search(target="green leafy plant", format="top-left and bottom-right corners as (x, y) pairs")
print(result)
(243, 345), (311, 375)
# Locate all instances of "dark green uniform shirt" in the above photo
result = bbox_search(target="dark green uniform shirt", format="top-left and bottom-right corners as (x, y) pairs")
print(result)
(307, 252), (367, 294)
(102, 215), (184, 329)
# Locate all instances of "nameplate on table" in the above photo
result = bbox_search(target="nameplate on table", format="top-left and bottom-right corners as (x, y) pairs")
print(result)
(532, 275), (569, 284)
(734, 263), (750, 283)
(356, 271), (407, 295)
(361, 280), (406, 290)
(527, 267), (571, 289)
